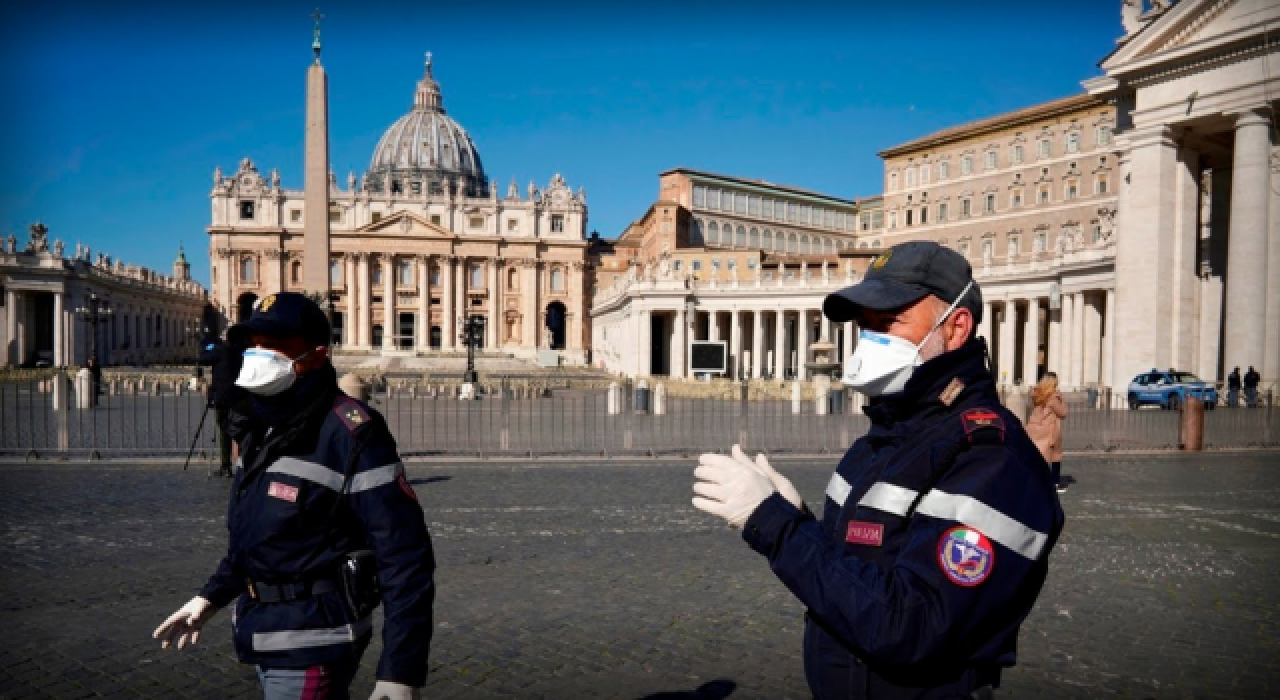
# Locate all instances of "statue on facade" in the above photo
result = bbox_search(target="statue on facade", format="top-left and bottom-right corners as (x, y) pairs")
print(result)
(528, 181), (537, 201)
(658, 247), (672, 279)
(1097, 208), (1116, 242)
(1121, 0), (1144, 36)
(5, 234), (15, 254)
(213, 166), (223, 185)
(53, 239), (65, 258)
(271, 168), (281, 190)
(27, 222), (49, 253)
(347, 171), (356, 192)
(508, 179), (519, 200)
(577, 186), (587, 205)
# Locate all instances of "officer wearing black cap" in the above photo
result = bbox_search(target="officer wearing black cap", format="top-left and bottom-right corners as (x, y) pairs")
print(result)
(692, 241), (1064, 699)
(154, 292), (436, 700)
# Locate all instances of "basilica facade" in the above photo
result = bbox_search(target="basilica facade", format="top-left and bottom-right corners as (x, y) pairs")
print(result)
(208, 54), (590, 364)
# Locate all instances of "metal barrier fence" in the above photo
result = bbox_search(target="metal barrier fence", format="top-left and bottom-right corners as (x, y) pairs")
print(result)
(0, 373), (1276, 459)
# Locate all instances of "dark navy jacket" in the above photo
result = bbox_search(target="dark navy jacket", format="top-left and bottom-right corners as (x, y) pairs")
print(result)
(199, 369), (436, 686)
(743, 338), (1064, 699)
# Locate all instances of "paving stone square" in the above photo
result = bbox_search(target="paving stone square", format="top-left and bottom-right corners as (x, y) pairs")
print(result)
(1, 451), (1279, 699)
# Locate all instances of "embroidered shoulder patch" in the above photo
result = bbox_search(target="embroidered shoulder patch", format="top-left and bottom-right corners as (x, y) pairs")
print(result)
(960, 408), (1005, 443)
(938, 525), (995, 586)
(333, 397), (370, 433)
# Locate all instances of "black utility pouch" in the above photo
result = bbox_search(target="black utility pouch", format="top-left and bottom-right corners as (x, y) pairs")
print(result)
(341, 550), (381, 618)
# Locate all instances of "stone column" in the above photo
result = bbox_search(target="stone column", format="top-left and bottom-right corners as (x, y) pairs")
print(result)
(356, 253), (371, 349)
(488, 258), (501, 349)
(673, 306), (688, 378)
(636, 307), (651, 377)
(1071, 293), (1086, 390)
(568, 263), (584, 354)
(751, 311), (764, 379)
(522, 260), (539, 354)
(382, 256), (395, 350)
(1060, 294), (1075, 388)
(455, 257), (467, 346)
(774, 310), (786, 379)
(1268, 145), (1280, 383)
(417, 255), (430, 351)
(798, 310), (811, 380)
(1102, 288), (1116, 388)
(978, 300), (993, 347)
(1110, 126), (1179, 390)
(1082, 292), (1102, 387)
(729, 309), (742, 379)
(708, 311), (721, 342)
(998, 300), (1017, 386)
(6, 288), (17, 366)
(1022, 297), (1040, 385)
(52, 292), (63, 366)
(344, 254), (357, 346)
(1047, 306), (1062, 377)
(441, 256), (456, 352)
(1223, 108), (1271, 375)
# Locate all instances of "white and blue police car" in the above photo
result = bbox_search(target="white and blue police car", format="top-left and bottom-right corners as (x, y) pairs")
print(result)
(1126, 369), (1219, 410)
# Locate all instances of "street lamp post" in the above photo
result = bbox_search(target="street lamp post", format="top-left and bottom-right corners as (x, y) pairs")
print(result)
(74, 293), (113, 367)
(458, 314), (480, 385)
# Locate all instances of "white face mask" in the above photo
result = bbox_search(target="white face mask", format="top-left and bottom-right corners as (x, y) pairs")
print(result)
(842, 280), (973, 397)
(235, 347), (309, 396)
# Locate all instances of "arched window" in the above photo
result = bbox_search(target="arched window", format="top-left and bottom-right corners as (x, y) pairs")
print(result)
(550, 267), (565, 292)
(290, 260), (301, 284)
(708, 221), (719, 244)
(507, 267), (518, 290)
(735, 225), (746, 247)
(469, 263), (484, 288)
(239, 256), (256, 283)
(748, 227), (759, 248)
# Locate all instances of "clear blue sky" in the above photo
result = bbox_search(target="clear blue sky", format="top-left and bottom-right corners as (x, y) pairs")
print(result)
(0, 0), (1126, 289)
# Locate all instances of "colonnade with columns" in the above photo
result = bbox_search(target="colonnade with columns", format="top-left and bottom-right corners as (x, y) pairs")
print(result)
(977, 285), (1114, 390)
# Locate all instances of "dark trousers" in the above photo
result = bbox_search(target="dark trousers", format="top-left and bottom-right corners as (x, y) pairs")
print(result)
(1244, 388), (1258, 407)
(1051, 461), (1062, 487)
(215, 405), (233, 470)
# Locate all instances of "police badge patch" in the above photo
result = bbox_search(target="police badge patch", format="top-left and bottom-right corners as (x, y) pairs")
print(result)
(938, 525), (994, 586)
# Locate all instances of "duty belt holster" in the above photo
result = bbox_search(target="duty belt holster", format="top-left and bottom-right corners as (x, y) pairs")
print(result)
(246, 578), (340, 603)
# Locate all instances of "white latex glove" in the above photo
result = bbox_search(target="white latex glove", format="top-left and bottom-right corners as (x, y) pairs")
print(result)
(369, 681), (421, 700)
(693, 453), (776, 528)
(152, 596), (216, 649)
(731, 444), (804, 510)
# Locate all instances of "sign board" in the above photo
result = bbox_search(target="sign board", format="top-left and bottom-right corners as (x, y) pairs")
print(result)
(1048, 282), (1061, 311)
(689, 341), (727, 374)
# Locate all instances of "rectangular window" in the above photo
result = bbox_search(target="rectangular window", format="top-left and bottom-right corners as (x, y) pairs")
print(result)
(430, 214), (441, 225)
(507, 218), (519, 232)
(905, 209), (913, 227)
(1013, 191), (1023, 208)
(762, 199), (773, 218)
(907, 168), (916, 187)
(787, 203), (797, 223)
(1067, 183), (1078, 199)
(371, 211), (382, 223)
(747, 258), (758, 270)
(938, 162), (948, 179)
(919, 165), (929, 184)
(708, 189), (721, 209)
(861, 212), (871, 230)
(330, 259), (343, 286)
(1034, 233), (1046, 252)
(1013, 145), (1024, 164)
(872, 211), (884, 229)
(938, 202), (948, 221)
(430, 266), (441, 286)
(398, 313), (414, 350)
(1009, 238), (1020, 256)
(673, 260), (682, 271)
(550, 215), (564, 233)
(889, 211), (898, 229)
(239, 201), (255, 220)
(290, 209), (302, 222)
(329, 209), (341, 223)
(722, 191), (734, 212)
(960, 240), (970, 256)
(890, 173), (899, 191)
(693, 185), (706, 208)
(1066, 132), (1080, 153)
(1097, 125), (1112, 146)
(469, 216), (484, 229)
(982, 240), (993, 259)
(735, 193), (747, 214)
(692, 260), (702, 271)
(984, 194), (995, 214)
(397, 260), (414, 286)
(1096, 177), (1108, 194)
(920, 207), (927, 224)
(962, 199), (972, 217)
(371, 264), (383, 287)
(985, 151), (997, 169)
(824, 210), (835, 228)
(748, 196), (760, 217)
(962, 156), (973, 175)
(1038, 140), (1050, 158)
(1039, 188), (1050, 204)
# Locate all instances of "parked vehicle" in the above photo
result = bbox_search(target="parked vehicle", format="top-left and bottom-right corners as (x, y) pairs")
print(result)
(1127, 369), (1218, 410)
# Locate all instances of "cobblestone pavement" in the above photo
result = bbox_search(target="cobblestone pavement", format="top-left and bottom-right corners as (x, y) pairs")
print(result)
(1, 451), (1279, 699)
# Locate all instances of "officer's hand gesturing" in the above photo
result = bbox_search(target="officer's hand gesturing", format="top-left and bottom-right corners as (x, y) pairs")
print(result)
(693, 451), (776, 529)
(152, 596), (215, 650)
(731, 444), (804, 510)
(369, 681), (420, 700)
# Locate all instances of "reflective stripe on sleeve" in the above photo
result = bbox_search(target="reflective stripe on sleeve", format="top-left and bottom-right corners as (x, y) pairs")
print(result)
(251, 617), (373, 652)
(266, 457), (403, 494)
(915, 489), (1048, 560)
(856, 482), (920, 517)
(825, 472), (852, 506)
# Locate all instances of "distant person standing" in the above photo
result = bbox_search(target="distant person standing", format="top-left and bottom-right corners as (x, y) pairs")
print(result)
(1028, 372), (1069, 493)
(1243, 366), (1261, 408)
(198, 331), (245, 478)
(1227, 367), (1242, 407)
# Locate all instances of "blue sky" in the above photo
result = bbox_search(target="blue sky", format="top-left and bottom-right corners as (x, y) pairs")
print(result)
(0, 0), (1126, 289)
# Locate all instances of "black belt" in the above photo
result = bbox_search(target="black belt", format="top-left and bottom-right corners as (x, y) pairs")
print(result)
(246, 578), (340, 603)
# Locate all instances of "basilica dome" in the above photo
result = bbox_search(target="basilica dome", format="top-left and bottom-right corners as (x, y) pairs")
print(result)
(365, 54), (488, 197)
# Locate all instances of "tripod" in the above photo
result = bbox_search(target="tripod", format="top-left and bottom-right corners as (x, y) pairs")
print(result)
(183, 401), (212, 473)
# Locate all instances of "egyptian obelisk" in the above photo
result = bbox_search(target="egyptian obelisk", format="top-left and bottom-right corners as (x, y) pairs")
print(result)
(303, 9), (332, 305)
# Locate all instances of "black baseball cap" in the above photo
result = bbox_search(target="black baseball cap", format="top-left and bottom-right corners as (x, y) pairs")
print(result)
(228, 292), (332, 348)
(823, 241), (983, 323)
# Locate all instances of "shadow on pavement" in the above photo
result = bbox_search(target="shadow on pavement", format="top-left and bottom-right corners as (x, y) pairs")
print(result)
(638, 679), (736, 699)
(409, 475), (453, 485)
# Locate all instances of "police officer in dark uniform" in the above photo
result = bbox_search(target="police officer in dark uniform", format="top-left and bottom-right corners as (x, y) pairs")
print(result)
(693, 242), (1065, 699)
(155, 293), (436, 700)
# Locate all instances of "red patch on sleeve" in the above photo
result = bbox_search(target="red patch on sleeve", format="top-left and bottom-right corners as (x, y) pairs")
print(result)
(267, 482), (298, 502)
(845, 521), (884, 546)
(960, 408), (1005, 443)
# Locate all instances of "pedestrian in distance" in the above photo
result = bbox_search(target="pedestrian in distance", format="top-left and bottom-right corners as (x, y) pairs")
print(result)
(199, 329), (245, 478)
(1027, 372), (1069, 493)
(85, 356), (102, 406)
(691, 241), (1064, 699)
(1243, 366), (1260, 408)
(1227, 367), (1242, 407)
(154, 292), (436, 700)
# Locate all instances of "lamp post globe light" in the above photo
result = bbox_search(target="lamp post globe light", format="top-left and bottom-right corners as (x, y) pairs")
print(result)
(74, 292), (114, 367)
(458, 314), (481, 398)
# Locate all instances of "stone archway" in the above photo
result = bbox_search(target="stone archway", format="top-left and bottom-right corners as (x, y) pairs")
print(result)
(545, 301), (566, 350)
